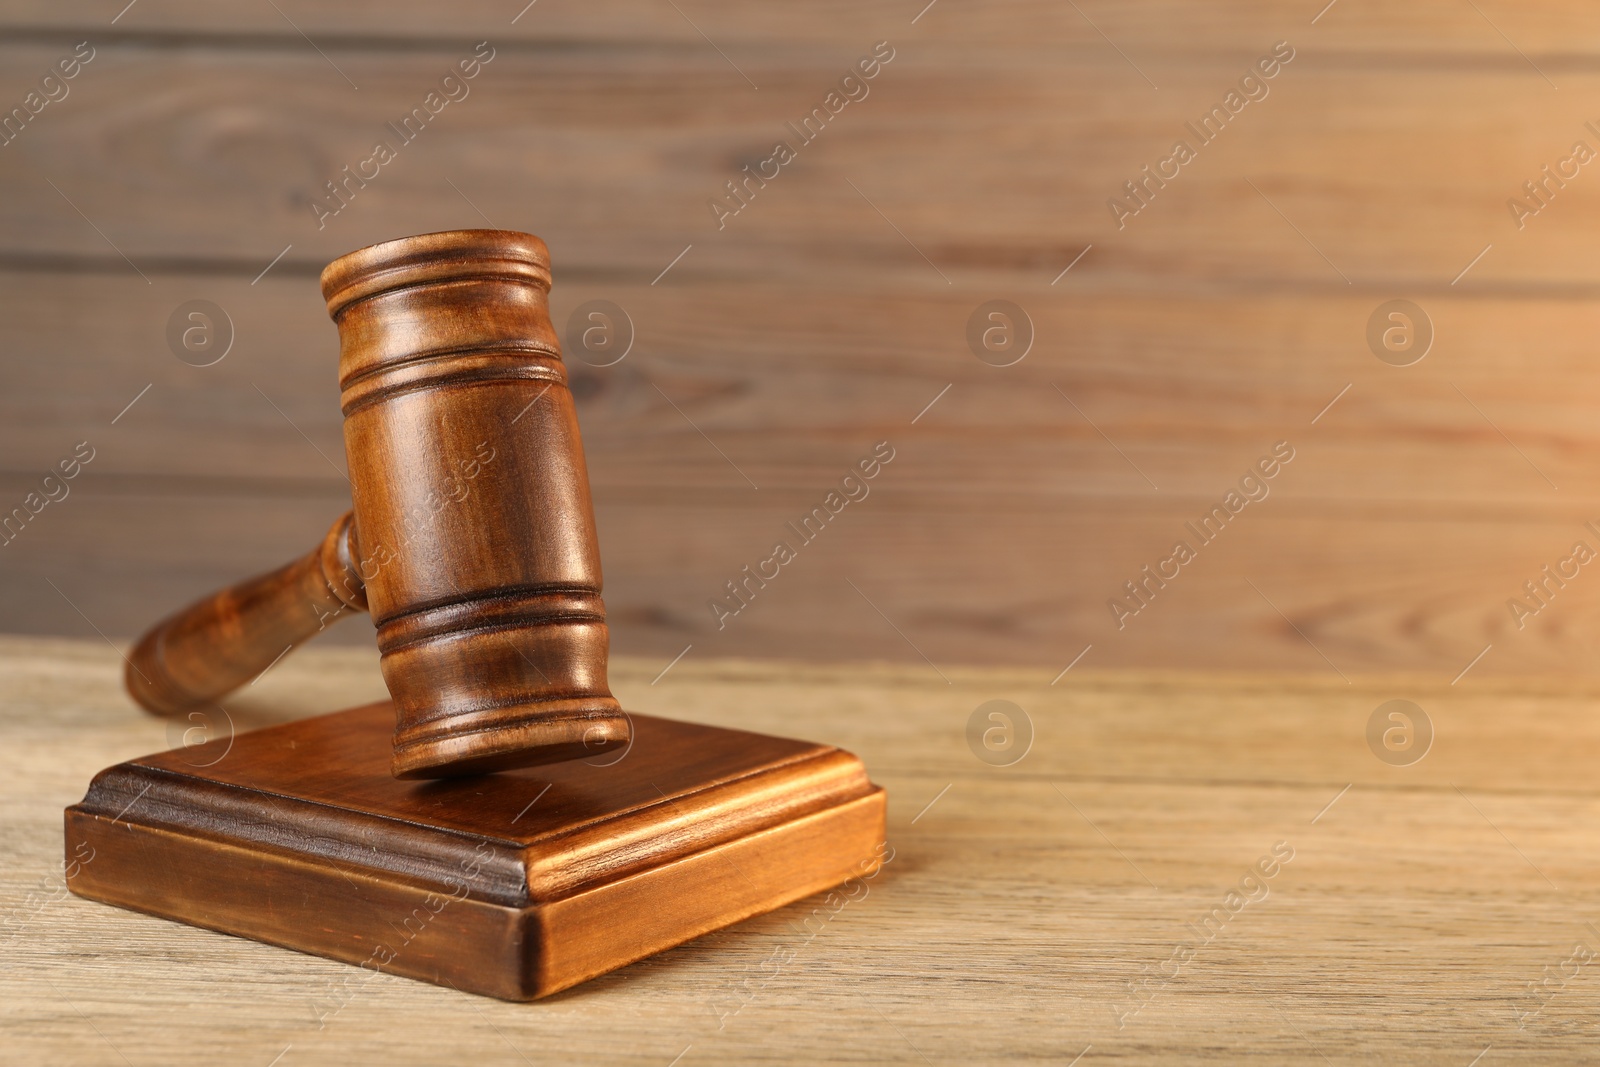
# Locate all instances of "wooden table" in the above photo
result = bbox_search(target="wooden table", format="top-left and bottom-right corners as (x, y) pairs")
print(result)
(6, 635), (1599, 1064)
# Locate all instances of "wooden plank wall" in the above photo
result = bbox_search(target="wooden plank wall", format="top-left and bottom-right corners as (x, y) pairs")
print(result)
(3, 1), (1599, 680)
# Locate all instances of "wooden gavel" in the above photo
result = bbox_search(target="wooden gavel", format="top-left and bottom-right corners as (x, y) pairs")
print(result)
(126, 230), (631, 778)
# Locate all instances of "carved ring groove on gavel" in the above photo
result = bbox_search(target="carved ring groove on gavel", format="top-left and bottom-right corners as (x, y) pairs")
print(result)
(125, 230), (631, 779)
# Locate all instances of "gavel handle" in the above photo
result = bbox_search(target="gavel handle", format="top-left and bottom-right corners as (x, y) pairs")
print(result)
(125, 511), (369, 716)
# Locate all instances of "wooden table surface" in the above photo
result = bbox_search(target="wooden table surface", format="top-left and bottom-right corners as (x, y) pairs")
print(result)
(6, 635), (1600, 1064)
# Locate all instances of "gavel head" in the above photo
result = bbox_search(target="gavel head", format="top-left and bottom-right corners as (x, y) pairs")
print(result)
(321, 230), (630, 778)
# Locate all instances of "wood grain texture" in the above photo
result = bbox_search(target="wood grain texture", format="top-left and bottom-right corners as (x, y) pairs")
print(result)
(0, 40), (1593, 285)
(10, 636), (1600, 1063)
(66, 702), (885, 1000)
(314, 229), (629, 778)
(10, 0), (1599, 52)
(2, 3), (1599, 681)
(124, 510), (365, 715)
(12, 275), (1600, 675)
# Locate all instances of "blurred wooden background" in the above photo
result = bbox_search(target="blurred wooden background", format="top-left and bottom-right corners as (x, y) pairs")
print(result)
(3, 0), (1600, 680)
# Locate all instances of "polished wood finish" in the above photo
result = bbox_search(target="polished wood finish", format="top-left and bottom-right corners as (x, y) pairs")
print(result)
(124, 510), (365, 715)
(64, 696), (887, 1001)
(317, 229), (628, 778)
(120, 232), (632, 779)
(118, 232), (632, 776)
(13, 635), (1600, 1062)
(98, 231), (892, 1005)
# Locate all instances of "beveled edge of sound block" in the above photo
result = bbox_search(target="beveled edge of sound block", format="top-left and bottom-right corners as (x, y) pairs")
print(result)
(63, 702), (887, 1000)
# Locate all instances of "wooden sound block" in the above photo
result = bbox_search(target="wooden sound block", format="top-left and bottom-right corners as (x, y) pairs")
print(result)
(64, 703), (887, 1001)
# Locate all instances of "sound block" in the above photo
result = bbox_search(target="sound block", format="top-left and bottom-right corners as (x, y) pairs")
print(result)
(64, 703), (886, 1001)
